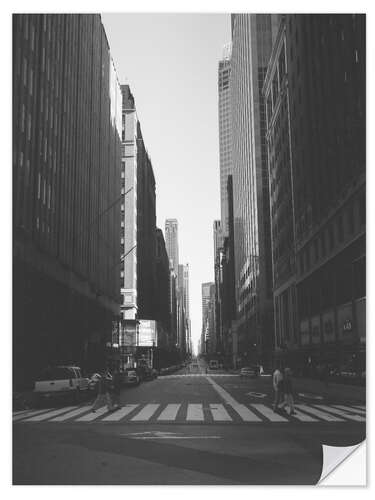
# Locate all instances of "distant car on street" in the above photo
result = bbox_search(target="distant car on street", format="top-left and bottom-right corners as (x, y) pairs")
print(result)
(137, 361), (158, 381)
(209, 360), (219, 370)
(34, 366), (89, 404)
(240, 365), (260, 378)
(122, 368), (141, 386)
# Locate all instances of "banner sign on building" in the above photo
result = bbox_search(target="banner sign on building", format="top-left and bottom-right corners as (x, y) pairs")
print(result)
(138, 320), (158, 347)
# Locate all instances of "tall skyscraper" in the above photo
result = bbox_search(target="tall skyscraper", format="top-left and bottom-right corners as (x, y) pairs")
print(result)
(230, 14), (279, 366)
(120, 84), (157, 367)
(218, 44), (233, 236)
(165, 219), (179, 273)
(264, 15), (365, 371)
(13, 14), (122, 386)
(120, 85), (138, 323)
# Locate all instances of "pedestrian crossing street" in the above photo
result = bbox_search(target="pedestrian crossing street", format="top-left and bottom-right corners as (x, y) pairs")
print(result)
(13, 403), (366, 425)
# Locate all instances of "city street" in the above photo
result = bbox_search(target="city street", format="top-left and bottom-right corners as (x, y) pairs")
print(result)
(13, 361), (365, 485)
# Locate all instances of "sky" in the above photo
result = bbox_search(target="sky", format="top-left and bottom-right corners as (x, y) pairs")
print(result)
(102, 14), (231, 353)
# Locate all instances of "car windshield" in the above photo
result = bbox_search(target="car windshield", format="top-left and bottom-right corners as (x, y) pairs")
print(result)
(36, 367), (73, 381)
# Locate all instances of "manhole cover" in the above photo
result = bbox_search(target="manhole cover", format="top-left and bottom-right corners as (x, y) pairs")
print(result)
(246, 392), (267, 398)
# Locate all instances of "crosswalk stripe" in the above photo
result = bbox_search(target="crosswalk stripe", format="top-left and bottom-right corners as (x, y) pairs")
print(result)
(351, 405), (366, 411)
(24, 406), (76, 422)
(131, 404), (160, 421)
(102, 405), (139, 422)
(332, 405), (366, 415)
(76, 406), (109, 422)
(13, 408), (54, 421)
(313, 405), (365, 422)
(232, 404), (262, 422)
(205, 376), (261, 422)
(210, 404), (232, 421)
(251, 404), (288, 422)
(291, 409), (319, 422)
(295, 404), (344, 422)
(157, 404), (181, 421)
(186, 404), (204, 421)
(50, 405), (93, 422)
(13, 409), (31, 416)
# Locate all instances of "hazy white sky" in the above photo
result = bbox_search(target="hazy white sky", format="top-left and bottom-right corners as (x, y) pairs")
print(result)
(102, 13), (231, 352)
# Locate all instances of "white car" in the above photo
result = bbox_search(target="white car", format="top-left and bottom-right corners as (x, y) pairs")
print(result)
(34, 366), (89, 404)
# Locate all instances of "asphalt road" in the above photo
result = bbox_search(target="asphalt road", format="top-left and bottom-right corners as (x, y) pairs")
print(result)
(13, 361), (366, 485)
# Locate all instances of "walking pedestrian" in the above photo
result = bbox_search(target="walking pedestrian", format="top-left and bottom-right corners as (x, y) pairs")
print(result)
(91, 369), (114, 412)
(111, 368), (122, 409)
(278, 367), (296, 415)
(272, 362), (284, 412)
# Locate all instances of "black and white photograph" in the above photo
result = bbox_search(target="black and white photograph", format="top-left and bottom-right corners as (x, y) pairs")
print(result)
(10, 4), (367, 487)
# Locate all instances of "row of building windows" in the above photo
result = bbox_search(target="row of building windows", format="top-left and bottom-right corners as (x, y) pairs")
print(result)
(298, 193), (365, 275)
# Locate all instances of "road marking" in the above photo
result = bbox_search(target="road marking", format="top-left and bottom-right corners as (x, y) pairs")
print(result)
(210, 404), (232, 421)
(102, 404), (139, 421)
(298, 393), (324, 400)
(313, 405), (365, 422)
(186, 404), (204, 421)
(251, 404), (289, 422)
(24, 406), (76, 422)
(206, 376), (261, 421)
(157, 404), (181, 421)
(290, 409), (319, 422)
(332, 405), (366, 415)
(13, 408), (54, 421)
(121, 431), (221, 440)
(76, 406), (109, 421)
(351, 405), (366, 410)
(50, 405), (93, 422)
(131, 404), (160, 421)
(13, 409), (31, 416)
(295, 404), (345, 422)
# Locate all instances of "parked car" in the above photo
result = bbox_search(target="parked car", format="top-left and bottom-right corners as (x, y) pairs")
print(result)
(34, 366), (89, 404)
(122, 368), (141, 387)
(240, 365), (260, 378)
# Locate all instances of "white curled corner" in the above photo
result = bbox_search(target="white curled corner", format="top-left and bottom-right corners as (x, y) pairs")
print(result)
(318, 441), (366, 485)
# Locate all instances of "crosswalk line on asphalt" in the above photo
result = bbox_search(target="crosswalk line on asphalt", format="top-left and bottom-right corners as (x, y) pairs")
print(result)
(102, 404), (139, 422)
(186, 404), (204, 421)
(24, 406), (76, 422)
(295, 404), (345, 422)
(332, 405), (366, 415)
(13, 402), (366, 424)
(13, 408), (54, 421)
(251, 404), (289, 422)
(50, 405), (94, 422)
(232, 403), (262, 422)
(351, 405), (366, 411)
(76, 406), (109, 422)
(313, 405), (366, 422)
(290, 409), (319, 422)
(157, 404), (181, 421)
(131, 404), (160, 421)
(210, 403), (232, 421)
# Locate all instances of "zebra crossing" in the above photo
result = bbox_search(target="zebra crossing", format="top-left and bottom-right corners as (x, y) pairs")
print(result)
(13, 402), (365, 425)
